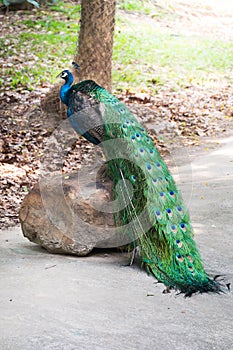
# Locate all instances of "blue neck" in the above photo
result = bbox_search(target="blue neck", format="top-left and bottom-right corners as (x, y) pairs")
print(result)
(60, 72), (74, 106)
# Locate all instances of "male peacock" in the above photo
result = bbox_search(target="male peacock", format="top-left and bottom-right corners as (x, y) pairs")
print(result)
(57, 63), (221, 296)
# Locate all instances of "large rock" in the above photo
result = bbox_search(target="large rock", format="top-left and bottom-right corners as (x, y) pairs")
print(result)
(19, 171), (123, 256)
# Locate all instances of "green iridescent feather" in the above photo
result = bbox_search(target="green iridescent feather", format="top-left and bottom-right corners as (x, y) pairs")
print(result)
(58, 71), (222, 296)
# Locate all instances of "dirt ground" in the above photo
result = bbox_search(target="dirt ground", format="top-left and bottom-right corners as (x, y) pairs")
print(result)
(0, 0), (233, 229)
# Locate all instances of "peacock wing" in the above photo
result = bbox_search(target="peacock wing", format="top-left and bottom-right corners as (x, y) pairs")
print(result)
(68, 89), (105, 144)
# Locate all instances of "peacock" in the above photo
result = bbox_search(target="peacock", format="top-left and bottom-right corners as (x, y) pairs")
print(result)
(57, 62), (221, 296)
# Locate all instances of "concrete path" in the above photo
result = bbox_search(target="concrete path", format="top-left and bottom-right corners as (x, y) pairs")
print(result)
(1, 138), (233, 350)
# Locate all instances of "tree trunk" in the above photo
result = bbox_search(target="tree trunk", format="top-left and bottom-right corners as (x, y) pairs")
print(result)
(75, 0), (116, 92)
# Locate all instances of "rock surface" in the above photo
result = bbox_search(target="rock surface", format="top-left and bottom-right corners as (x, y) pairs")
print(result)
(19, 172), (119, 256)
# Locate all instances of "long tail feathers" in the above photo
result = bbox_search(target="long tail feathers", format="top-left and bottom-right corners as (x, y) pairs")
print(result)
(65, 81), (223, 296)
(58, 69), (224, 296)
(121, 168), (222, 296)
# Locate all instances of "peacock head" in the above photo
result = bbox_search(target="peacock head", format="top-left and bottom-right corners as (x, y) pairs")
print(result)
(57, 62), (80, 84)
(57, 69), (74, 86)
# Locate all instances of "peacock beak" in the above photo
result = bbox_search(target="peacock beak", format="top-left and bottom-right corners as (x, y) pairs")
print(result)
(56, 72), (63, 78)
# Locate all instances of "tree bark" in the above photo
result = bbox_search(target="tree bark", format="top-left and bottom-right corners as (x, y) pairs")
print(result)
(75, 0), (116, 92)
